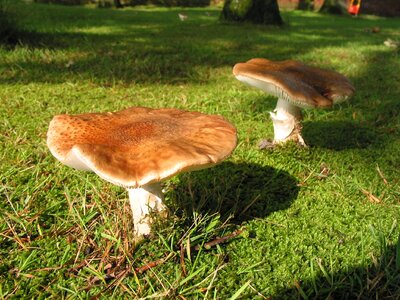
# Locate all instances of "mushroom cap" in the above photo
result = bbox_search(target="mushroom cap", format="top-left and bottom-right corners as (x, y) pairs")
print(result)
(47, 107), (237, 188)
(233, 58), (355, 109)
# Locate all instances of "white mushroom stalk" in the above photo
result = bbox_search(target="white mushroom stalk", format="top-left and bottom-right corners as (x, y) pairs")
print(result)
(269, 98), (306, 146)
(128, 183), (166, 237)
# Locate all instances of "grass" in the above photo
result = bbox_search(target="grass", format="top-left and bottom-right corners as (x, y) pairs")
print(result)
(0, 2), (399, 299)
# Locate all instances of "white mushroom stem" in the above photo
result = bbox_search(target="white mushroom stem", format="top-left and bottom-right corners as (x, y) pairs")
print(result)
(269, 98), (306, 146)
(128, 182), (166, 237)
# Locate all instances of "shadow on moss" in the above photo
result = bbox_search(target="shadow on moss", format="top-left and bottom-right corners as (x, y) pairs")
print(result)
(302, 120), (383, 150)
(169, 161), (299, 223)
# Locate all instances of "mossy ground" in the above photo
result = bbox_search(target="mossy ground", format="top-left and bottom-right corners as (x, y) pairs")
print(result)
(0, 3), (399, 299)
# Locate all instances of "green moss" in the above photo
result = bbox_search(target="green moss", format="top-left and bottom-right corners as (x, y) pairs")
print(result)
(0, 3), (399, 299)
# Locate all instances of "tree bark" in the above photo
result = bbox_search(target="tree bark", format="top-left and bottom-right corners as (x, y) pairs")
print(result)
(114, 0), (123, 7)
(319, 0), (348, 14)
(221, 0), (283, 25)
(361, 0), (400, 17)
(297, 0), (314, 10)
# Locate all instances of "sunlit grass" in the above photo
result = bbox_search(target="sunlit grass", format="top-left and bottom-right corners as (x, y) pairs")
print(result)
(1, 2), (399, 299)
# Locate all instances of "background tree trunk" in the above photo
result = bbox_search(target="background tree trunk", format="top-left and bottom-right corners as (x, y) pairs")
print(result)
(297, 0), (314, 10)
(114, 0), (123, 7)
(221, 0), (283, 25)
(319, 0), (347, 14)
(360, 0), (400, 17)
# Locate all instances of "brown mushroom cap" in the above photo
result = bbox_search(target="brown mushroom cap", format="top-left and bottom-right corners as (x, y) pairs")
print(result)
(47, 107), (237, 188)
(233, 58), (355, 109)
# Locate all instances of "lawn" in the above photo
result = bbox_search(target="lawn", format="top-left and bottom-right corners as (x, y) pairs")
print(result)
(0, 2), (399, 299)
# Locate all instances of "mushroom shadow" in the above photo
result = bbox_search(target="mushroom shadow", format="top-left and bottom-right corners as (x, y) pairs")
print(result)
(273, 240), (400, 299)
(168, 162), (299, 223)
(302, 120), (382, 150)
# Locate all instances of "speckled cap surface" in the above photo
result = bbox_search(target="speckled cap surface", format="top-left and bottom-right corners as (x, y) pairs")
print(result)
(47, 107), (237, 188)
(233, 58), (355, 108)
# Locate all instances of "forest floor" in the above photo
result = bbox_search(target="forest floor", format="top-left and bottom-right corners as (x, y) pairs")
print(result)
(1, 3), (399, 299)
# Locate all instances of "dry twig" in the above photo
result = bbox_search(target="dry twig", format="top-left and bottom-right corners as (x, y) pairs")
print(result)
(376, 165), (388, 185)
(361, 189), (381, 204)
(194, 229), (243, 251)
(134, 252), (175, 274)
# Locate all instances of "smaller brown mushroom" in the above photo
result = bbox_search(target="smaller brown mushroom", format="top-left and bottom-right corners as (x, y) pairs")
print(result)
(47, 107), (237, 238)
(233, 58), (355, 147)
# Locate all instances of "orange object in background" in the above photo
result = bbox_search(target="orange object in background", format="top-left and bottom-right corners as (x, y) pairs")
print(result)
(348, 0), (361, 15)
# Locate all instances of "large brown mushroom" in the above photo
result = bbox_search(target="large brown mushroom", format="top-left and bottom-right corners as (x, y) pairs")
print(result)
(47, 107), (237, 237)
(233, 58), (355, 147)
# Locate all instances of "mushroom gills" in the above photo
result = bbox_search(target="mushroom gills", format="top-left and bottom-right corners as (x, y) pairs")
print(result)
(235, 75), (292, 102)
(60, 147), (93, 171)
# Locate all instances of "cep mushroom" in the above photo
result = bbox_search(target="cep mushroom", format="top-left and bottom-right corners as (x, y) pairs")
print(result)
(233, 58), (355, 147)
(47, 107), (237, 237)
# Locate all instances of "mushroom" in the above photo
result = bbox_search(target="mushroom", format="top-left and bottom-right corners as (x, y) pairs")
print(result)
(233, 58), (355, 147)
(47, 107), (237, 237)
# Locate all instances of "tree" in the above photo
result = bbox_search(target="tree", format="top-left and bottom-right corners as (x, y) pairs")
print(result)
(361, 0), (400, 17)
(114, 0), (123, 7)
(297, 0), (314, 10)
(319, 0), (348, 14)
(220, 0), (283, 25)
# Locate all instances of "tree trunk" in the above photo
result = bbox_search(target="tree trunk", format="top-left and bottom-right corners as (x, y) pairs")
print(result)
(114, 0), (123, 7)
(297, 0), (314, 10)
(319, 0), (347, 14)
(361, 0), (400, 17)
(220, 0), (283, 25)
